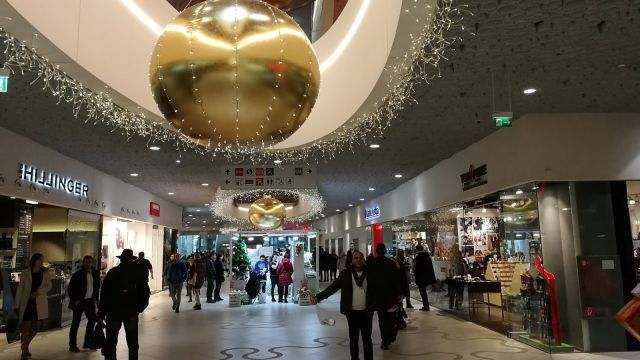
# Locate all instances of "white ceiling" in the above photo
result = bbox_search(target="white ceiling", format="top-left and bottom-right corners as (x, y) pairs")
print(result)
(1, 0), (639, 229)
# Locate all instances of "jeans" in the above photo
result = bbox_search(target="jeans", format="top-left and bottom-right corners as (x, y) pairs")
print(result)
(169, 282), (184, 309)
(270, 276), (278, 300)
(377, 310), (396, 346)
(206, 277), (215, 301)
(69, 298), (97, 348)
(278, 285), (289, 302)
(346, 310), (373, 360)
(214, 279), (223, 301)
(103, 314), (139, 360)
(258, 274), (267, 293)
(418, 283), (430, 309)
(186, 283), (193, 301)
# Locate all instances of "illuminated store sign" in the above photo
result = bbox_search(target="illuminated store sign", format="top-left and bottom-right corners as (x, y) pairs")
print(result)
(365, 206), (381, 221)
(19, 163), (89, 197)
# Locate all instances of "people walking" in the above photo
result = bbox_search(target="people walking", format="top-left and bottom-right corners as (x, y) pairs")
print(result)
(190, 253), (206, 310)
(185, 255), (194, 303)
(136, 252), (153, 282)
(337, 249), (347, 272)
(205, 253), (216, 303)
(254, 255), (269, 294)
(276, 253), (293, 303)
(367, 243), (402, 350)
(98, 249), (150, 360)
(395, 249), (414, 309)
(269, 255), (279, 302)
(213, 252), (225, 302)
(167, 253), (188, 313)
(314, 251), (373, 360)
(14, 253), (52, 360)
(67, 255), (100, 352)
(346, 243), (356, 268)
(414, 244), (437, 311)
(329, 250), (338, 280)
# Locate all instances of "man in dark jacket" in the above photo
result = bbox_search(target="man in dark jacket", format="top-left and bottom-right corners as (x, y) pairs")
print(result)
(135, 252), (153, 282)
(367, 243), (402, 350)
(167, 253), (188, 313)
(68, 255), (100, 352)
(346, 243), (356, 268)
(314, 251), (372, 360)
(413, 244), (437, 311)
(205, 253), (216, 303)
(213, 253), (225, 302)
(99, 249), (150, 360)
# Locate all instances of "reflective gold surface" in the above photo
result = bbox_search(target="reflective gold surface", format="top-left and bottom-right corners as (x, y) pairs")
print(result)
(248, 195), (286, 230)
(150, 0), (320, 148)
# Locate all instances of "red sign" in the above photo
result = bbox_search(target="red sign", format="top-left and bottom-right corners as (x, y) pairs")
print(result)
(149, 202), (160, 217)
(584, 307), (596, 317)
(256, 178), (264, 186)
(256, 168), (264, 176)
(235, 168), (243, 176)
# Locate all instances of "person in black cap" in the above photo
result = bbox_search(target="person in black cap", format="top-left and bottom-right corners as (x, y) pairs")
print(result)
(99, 249), (150, 360)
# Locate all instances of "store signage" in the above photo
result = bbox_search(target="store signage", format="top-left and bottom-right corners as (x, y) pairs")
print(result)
(364, 206), (381, 221)
(0, 68), (8, 93)
(221, 165), (317, 190)
(493, 112), (513, 128)
(19, 163), (89, 197)
(149, 202), (160, 217)
(460, 164), (488, 191)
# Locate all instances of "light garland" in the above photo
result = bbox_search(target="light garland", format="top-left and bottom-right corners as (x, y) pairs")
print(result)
(0, 0), (467, 163)
(209, 188), (325, 226)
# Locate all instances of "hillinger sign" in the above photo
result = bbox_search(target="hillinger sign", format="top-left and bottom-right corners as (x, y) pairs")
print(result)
(19, 163), (89, 198)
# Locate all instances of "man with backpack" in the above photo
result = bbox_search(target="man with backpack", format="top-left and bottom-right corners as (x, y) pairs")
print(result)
(98, 249), (150, 360)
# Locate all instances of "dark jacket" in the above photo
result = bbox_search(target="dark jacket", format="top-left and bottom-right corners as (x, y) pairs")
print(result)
(168, 261), (188, 284)
(276, 258), (293, 286)
(206, 258), (216, 278)
(367, 255), (402, 311)
(414, 252), (437, 285)
(316, 269), (372, 315)
(192, 259), (206, 289)
(214, 259), (225, 282)
(269, 260), (278, 277)
(68, 268), (100, 309)
(329, 253), (338, 271)
(98, 262), (150, 319)
(346, 250), (353, 268)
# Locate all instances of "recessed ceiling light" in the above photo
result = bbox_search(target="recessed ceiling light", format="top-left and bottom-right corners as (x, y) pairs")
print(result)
(516, 189), (523, 195)
(176, 159), (181, 163)
(481, 208), (487, 213)
(168, 192), (175, 195)
(359, 198), (365, 201)
(562, 207), (571, 211)
(617, 64), (627, 68)
(186, 222), (190, 224)
(404, 220), (409, 223)
(274, 160), (282, 164)
(10, 196), (16, 200)
(336, 209), (341, 212)
(523, 88), (537, 95)
(188, 214), (193, 217)
(204, 203), (209, 206)
(348, 204), (353, 207)
(26, 200), (38, 205)
(369, 144), (380, 149)
(196, 209), (201, 212)
(394, 174), (403, 178)
(203, 220), (206, 223)
(149, 146), (161, 151)
(202, 183), (209, 186)
(130, 173), (139, 177)
(630, 199), (636, 205)
(368, 188), (375, 191)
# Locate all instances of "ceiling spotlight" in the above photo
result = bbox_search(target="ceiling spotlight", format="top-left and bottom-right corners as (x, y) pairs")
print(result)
(368, 188), (375, 191)
(562, 207), (571, 211)
(196, 209), (201, 212)
(26, 200), (39, 205)
(9, 196), (16, 200)
(532, 184), (539, 190)
(274, 160), (283, 164)
(630, 199), (637, 205)
(203, 220), (206, 223)
(149, 146), (161, 151)
(394, 174), (403, 178)
(481, 208), (487, 213)
(359, 198), (365, 201)
(204, 203), (209, 206)
(516, 189), (523, 195)
(348, 204), (353, 207)
(511, 201), (518, 207)
(336, 209), (341, 212)
(168, 192), (175, 195)
(202, 183), (209, 186)
(617, 64), (627, 68)
(404, 220), (409, 223)
(188, 214), (193, 217)
(369, 144), (380, 149)
(523, 88), (537, 95)
(130, 173), (139, 177)
(176, 159), (181, 163)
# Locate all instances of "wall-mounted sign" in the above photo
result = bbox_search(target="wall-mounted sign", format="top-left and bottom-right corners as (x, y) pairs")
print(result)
(149, 202), (161, 217)
(221, 165), (317, 190)
(365, 206), (381, 221)
(460, 164), (488, 191)
(493, 112), (513, 128)
(19, 163), (89, 197)
(0, 68), (8, 93)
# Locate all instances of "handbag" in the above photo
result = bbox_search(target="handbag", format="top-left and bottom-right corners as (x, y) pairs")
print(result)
(89, 321), (105, 350)
(188, 273), (197, 286)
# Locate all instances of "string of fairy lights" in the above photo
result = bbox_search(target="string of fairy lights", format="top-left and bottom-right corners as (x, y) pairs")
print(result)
(0, 0), (467, 163)
(209, 188), (325, 225)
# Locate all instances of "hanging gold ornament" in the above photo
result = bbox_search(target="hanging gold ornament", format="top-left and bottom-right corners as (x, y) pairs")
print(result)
(149, 0), (320, 149)
(248, 195), (286, 230)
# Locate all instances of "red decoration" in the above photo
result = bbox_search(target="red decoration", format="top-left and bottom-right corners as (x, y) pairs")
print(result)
(149, 202), (161, 217)
(372, 224), (383, 255)
(270, 62), (284, 74)
(534, 256), (562, 345)
(616, 297), (640, 341)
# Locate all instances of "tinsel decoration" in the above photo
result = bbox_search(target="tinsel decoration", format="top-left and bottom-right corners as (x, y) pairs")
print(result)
(0, 0), (468, 163)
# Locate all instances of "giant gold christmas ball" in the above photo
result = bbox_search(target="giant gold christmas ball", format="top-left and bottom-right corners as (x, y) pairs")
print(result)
(248, 195), (286, 230)
(149, 0), (320, 148)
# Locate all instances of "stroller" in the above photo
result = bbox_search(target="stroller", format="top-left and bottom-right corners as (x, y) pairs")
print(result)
(245, 272), (262, 304)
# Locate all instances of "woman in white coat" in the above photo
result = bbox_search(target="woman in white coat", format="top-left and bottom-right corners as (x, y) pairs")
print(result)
(14, 253), (52, 360)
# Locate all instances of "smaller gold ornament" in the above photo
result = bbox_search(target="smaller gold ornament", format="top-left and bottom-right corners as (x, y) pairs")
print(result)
(248, 195), (286, 230)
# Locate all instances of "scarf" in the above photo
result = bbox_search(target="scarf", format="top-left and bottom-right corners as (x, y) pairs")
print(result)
(351, 268), (366, 287)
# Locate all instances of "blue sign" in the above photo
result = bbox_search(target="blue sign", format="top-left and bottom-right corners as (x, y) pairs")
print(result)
(364, 206), (381, 221)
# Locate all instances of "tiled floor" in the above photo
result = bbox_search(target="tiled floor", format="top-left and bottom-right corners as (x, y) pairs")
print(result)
(1, 287), (639, 360)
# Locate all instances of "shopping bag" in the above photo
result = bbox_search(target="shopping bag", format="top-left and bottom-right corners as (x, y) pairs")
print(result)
(89, 321), (105, 350)
(315, 305), (336, 326)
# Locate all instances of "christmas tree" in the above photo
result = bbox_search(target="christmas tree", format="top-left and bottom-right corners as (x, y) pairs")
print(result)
(232, 239), (251, 275)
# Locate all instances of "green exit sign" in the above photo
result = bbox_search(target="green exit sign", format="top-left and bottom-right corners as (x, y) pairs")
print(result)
(493, 112), (513, 128)
(0, 76), (7, 93)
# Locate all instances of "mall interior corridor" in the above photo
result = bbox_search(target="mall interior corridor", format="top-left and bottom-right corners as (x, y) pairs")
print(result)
(0, 287), (638, 360)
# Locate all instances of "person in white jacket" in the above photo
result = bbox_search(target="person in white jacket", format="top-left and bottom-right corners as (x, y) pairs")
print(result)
(14, 253), (52, 360)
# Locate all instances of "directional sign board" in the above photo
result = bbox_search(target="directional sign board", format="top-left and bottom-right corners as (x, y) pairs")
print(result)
(221, 165), (317, 190)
